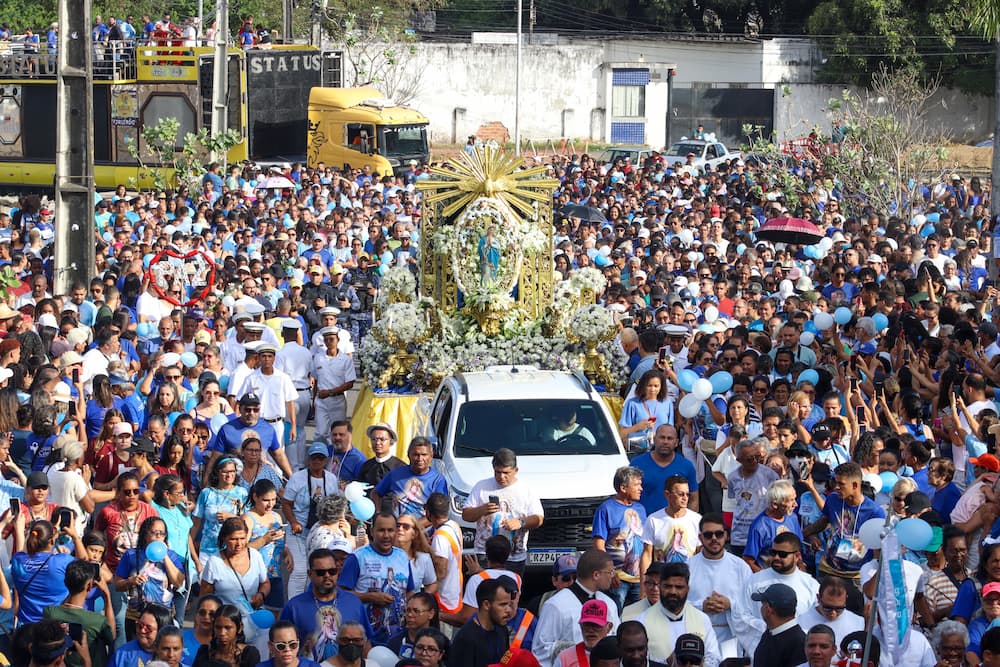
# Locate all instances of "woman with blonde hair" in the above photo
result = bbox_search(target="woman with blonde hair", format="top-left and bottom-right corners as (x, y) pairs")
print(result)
(394, 513), (437, 594)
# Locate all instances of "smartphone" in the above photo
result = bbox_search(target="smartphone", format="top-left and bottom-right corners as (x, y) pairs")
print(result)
(68, 402), (77, 418)
(903, 349), (911, 363)
(67, 622), (83, 644)
(8, 498), (18, 516)
(855, 406), (865, 423)
(88, 561), (101, 581)
(57, 508), (73, 530)
(850, 377), (858, 393)
(72, 368), (79, 383)
(353, 521), (363, 538)
(658, 346), (668, 364)
(488, 495), (500, 506)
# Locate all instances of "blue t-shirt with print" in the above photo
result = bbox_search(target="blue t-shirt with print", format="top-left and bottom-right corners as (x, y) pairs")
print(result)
(374, 467), (448, 518)
(279, 589), (373, 662)
(338, 545), (414, 643)
(591, 498), (646, 579)
(820, 493), (885, 574)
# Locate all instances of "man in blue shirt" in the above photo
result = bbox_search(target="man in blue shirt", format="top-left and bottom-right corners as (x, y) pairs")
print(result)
(210, 393), (292, 479)
(280, 548), (373, 662)
(374, 437), (448, 518)
(330, 420), (366, 484)
(631, 424), (698, 515)
(803, 461), (884, 580)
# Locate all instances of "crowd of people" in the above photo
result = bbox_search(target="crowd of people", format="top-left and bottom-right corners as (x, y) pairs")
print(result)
(0, 137), (997, 667)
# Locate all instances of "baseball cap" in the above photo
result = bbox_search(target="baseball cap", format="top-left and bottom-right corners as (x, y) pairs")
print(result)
(26, 471), (49, 489)
(238, 393), (261, 407)
(751, 583), (798, 614)
(127, 436), (157, 455)
(675, 633), (706, 660)
(811, 424), (832, 441)
(488, 648), (541, 667)
(328, 537), (353, 554)
(307, 441), (330, 458)
(552, 553), (578, 577)
(970, 453), (1000, 473)
(984, 582), (1000, 598)
(113, 422), (133, 436)
(904, 491), (931, 515)
(579, 599), (608, 626)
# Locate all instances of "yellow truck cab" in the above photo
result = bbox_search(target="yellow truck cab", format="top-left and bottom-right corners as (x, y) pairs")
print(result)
(307, 86), (430, 176)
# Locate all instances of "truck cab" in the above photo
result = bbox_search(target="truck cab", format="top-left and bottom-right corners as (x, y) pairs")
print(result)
(307, 86), (429, 176)
(427, 366), (628, 570)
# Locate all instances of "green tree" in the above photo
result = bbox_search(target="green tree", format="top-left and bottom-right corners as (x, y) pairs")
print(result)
(971, 0), (1000, 230)
(0, 0), (56, 32)
(807, 0), (990, 93)
(126, 117), (242, 193)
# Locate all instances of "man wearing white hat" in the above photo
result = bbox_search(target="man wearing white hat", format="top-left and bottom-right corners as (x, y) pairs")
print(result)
(235, 341), (298, 465)
(276, 319), (313, 470)
(310, 306), (354, 356)
(312, 326), (356, 440)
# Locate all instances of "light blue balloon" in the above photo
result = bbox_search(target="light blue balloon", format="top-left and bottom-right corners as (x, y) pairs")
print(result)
(136, 322), (155, 339)
(180, 352), (198, 368)
(804, 246), (817, 259)
(872, 313), (889, 332)
(350, 497), (376, 522)
(834, 307), (853, 325)
(709, 371), (733, 394)
(144, 541), (167, 563)
(210, 412), (229, 435)
(878, 471), (899, 491)
(698, 323), (714, 334)
(803, 321), (817, 334)
(677, 369), (699, 393)
(797, 369), (819, 387)
(896, 517), (933, 551)
(250, 609), (275, 630)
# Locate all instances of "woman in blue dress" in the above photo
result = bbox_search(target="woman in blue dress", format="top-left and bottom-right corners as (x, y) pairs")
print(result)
(192, 457), (248, 568)
(619, 369), (673, 452)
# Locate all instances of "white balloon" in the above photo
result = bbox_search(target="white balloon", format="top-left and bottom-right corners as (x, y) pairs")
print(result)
(819, 237), (834, 252)
(344, 481), (367, 502)
(813, 311), (834, 331)
(703, 305), (719, 323)
(691, 378), (713, 401)
(858, 517), (885, 550)
(799, 331), (815, 346)
(366, 647), (400, 667)
(679, 393), (702, 419)
(863, 472), (883, 494)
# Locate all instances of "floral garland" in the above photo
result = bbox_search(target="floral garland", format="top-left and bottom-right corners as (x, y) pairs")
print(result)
(358, 319), (630, 391)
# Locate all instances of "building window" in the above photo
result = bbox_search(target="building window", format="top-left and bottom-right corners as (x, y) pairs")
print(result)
(611, 68), (649, 118)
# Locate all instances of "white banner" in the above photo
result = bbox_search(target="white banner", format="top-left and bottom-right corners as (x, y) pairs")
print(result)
(877, 532), (909, 663)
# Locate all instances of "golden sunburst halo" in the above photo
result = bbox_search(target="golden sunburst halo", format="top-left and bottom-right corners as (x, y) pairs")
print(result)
(416, 145), (560, 219)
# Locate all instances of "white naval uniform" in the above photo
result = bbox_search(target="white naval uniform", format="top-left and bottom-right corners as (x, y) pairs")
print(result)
(311, 349), (357, 440)
(276, 341), (313, 469)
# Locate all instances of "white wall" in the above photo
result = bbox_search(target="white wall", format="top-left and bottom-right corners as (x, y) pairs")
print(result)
(344, 36), (994, 147)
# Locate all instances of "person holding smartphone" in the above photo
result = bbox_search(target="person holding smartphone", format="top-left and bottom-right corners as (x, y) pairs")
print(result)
(618, 370), (673, 453)
(43, 559), (115, 667)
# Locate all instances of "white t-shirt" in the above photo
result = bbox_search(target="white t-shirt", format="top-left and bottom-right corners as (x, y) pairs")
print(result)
(48, 467), (89, 532)
(410, 551), (436, 592)
(430, 520), (463, 612)
(641, 509), (702, 563)
(466, 477), (543, 562)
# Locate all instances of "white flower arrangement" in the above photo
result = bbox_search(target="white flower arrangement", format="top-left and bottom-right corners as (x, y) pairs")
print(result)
(377, 267), (417, 304)
(570, 304), (616, 341)
(569, 267), (608, 296)
(381, 302), (428, 344)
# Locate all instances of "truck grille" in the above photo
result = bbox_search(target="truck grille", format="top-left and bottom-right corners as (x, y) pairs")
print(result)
(527, 496), (605, 550)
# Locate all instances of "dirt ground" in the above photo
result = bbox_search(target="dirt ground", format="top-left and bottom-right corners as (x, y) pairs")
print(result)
(946, 144), (992, 174)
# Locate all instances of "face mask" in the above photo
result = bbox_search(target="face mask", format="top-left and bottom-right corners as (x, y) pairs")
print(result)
(338, 643), (363, 662)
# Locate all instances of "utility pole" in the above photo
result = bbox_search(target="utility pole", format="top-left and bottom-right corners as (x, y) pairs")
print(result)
(282, 0), (294, 43)
(210, 0), (229, 165)
(54, 0), (95, 293)
(311, 0), (322, 47)
(514, 0), (521, 156)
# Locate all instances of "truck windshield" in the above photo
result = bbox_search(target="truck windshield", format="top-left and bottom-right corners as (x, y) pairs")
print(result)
(453, 399), (619, 457)
(378, 124), (428, 158)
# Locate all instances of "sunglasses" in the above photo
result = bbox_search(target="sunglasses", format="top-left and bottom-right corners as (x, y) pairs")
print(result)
(122, 488), (140, 496)
(771, 549), (798, 558)
(701, 530), (725, 540)
(272, 640), (299, 652)
(820, 604), (846, 613)
(311, 567), (339, 577)
(560, 574), (577, 583)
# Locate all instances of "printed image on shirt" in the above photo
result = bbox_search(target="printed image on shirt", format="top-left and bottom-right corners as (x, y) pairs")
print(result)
(306, 604), (342, 661)
(614, 508), (644, 577)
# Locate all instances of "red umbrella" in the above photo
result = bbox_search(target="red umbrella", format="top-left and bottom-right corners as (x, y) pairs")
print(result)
(755, 216), (824, 245)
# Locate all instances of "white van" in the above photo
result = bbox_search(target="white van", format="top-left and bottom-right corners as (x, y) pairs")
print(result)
(426, 365), (628, 570)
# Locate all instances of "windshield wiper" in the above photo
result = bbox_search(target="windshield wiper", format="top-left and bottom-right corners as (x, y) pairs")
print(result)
(455, 444), (496, 456)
